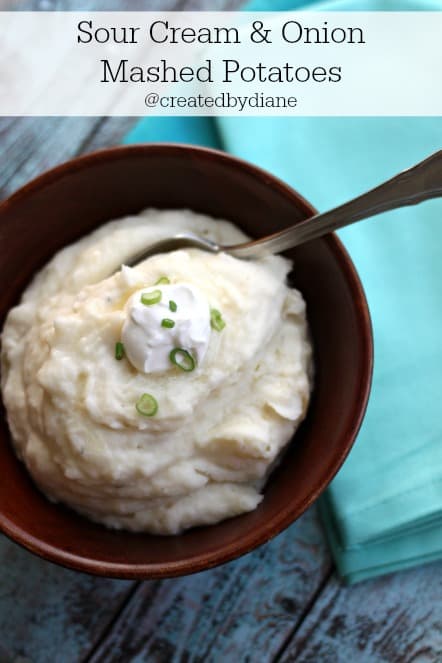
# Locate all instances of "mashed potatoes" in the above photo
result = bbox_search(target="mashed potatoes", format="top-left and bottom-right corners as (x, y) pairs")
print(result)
(1, 209), (312, 534)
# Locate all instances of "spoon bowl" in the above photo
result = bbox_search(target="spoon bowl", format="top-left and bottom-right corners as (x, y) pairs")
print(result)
(125, 150), (442, 266)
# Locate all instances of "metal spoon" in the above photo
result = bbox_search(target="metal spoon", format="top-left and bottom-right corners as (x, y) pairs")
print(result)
(126, 150), (442, 266)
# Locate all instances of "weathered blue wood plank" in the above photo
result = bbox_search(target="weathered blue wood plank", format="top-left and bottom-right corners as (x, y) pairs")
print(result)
(280, 561), (442, 663)
(0, 116), (135, 201)
(87, 507), (332, 663)
(0, 535), (133, 663)
(0, 117), (98, 200)
(21, 0), (242, 11)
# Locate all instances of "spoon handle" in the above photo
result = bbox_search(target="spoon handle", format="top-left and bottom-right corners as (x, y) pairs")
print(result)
(227, 150), (442, 258)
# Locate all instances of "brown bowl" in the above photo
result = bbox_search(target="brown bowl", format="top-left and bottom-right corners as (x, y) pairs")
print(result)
(0, 144), (372, 578)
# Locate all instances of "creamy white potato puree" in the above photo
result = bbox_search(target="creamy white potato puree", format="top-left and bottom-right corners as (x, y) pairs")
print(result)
(1, 209), (312, 534)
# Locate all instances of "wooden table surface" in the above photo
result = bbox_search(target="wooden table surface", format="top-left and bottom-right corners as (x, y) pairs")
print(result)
(1, 2), (442, 661)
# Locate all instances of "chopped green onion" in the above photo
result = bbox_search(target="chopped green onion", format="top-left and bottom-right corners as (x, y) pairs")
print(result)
(136, 393), (158, 417)
(210, 308), (226, 332)
(115, 341), (125, 360)
(155, 276), (170, 285)
(169, 348), (196, 372)
(161, 318), (175, 329)
(141, 289), (162, 306)
(169, 300), (177, 312)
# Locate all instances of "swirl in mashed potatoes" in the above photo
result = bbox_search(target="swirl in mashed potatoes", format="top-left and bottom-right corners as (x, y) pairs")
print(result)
(1, 209), (312, 534)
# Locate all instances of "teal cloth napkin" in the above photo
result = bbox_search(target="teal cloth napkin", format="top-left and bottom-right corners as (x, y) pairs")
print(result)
(124, 0), (442, 583)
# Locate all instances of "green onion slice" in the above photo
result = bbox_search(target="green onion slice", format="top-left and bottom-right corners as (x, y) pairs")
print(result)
(169, 300), (177, 312)
(136, 393), (158, 417)
(210, 308), (226, 332)
(155, 276), (170, 285)
(161, 318), (175, 329)
(115, 341), (125, 360)
(169, 348), (196, 372)
(141, 289), (162, 306)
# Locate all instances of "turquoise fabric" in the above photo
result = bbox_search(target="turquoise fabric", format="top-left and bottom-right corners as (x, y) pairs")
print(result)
(124, 1), (442, 583)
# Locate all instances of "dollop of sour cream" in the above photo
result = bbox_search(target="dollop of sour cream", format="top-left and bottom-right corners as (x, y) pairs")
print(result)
(122, 283), (211, 374)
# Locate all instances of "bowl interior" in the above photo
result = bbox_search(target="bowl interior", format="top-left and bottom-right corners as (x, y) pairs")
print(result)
(0, 145), (372, 578)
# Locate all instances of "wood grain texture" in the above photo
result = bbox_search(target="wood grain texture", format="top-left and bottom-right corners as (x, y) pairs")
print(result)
(87, 508), (331, 663)
(279, 561), (442, 663)
(0, 536), (133, 663)
(0, 116), (135, 201)
(8, 0), (244, 12)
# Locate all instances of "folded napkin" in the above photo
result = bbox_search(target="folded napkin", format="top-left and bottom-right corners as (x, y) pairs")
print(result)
(124, 0), (442, 583)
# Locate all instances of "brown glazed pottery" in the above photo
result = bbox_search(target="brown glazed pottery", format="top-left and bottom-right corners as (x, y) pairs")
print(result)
(0, 144), (373, 578)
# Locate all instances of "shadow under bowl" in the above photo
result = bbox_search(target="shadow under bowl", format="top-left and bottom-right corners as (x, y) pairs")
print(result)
(0, 144), (372, 578)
